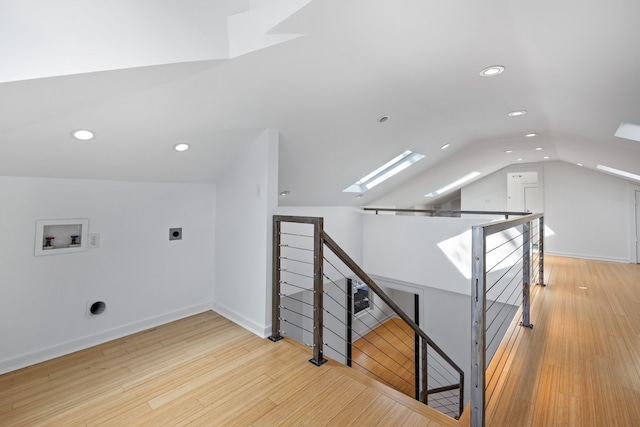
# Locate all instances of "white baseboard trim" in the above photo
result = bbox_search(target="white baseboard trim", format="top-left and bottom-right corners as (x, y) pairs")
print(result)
(210, 302), (271, 338)
(0, 302), (213, 375)
(546, 251), (630, 264)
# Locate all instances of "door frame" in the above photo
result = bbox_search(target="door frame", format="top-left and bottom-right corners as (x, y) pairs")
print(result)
(629, 184), (640, 264)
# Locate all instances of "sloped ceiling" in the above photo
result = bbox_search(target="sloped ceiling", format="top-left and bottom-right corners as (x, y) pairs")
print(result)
(1, 0), (639, 208)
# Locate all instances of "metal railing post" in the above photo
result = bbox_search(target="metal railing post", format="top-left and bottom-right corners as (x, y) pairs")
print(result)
(421, 337), (428, 405)
(269, 217), (283, 342)
(520, 221), (533, 329)
(414, 294), (420, 402)
(346, 278), (353, 367)
(310, 218), (327, 366)
(539, 216), (545, 286)
(471, 225), (487, 427)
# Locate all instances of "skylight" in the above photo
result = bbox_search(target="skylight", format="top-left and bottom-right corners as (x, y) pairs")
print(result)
(614, 122), (640, 142)
(343, 150), (425, 193)
(425, 171), (481, 197)
(596, 164), (640, 182)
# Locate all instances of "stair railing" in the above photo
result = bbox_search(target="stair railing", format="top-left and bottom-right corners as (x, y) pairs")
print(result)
(470, 213), (545, 427)
(270, 215), (465, 419)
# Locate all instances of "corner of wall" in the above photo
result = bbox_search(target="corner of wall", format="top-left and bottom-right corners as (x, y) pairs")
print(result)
(213, 129), (279, 336)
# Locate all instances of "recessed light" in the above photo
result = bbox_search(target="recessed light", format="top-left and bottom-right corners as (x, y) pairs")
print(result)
(173, 143), (190, 152)
(355, 194), (363, 199)
(508, 110), (527, 117)
(543, 156), (550, 159)
(517, 158), (524, 161)
(535, 147), (543, 151)
(440, 143), (451, 150)
(71, 129), (95, 141)
(279, 190), (290, 197)
(577, 163), (584, 167)
(504, 150), (513, 154)
(525, 133), (538, 137)
(378, 115), (390, 123)
(479, 65), (505, 77)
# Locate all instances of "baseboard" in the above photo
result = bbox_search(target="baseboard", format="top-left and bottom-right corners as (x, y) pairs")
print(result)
(0, 302), (213, 375)
(545, 251), (630, 264)
(210, 301), (271, 338)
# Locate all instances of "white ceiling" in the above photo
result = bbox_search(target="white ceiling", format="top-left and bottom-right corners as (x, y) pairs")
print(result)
(2, 0), (640, 208)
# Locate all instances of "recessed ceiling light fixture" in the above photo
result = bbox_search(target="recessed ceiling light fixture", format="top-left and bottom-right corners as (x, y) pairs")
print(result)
(543, 156), (550, 159)
(525, 133), (538, 137)
(479, 65), (505, 77)
(279, 190), (290, 197)
(508, 110), (527, 117)
(344, 150), (425, 193)
(517, 158), (524, 161)
(378, 115), (390, 123)
(597, 164), (640, 181)
(535, 147), (543, 151)
(425, 171), (481, 197)
(440, 143), (451, 150)
(577, 163), (584, 167)
(504, 150), (513, 154)
(173, 143), (190, 152)
(71, 129), (95, 141)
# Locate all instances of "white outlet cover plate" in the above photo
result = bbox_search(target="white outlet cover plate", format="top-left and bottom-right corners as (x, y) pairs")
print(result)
(89, 233), (100, 248)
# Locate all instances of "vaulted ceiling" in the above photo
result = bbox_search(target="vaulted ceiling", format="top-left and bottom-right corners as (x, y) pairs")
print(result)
(2, 0), (640, 207)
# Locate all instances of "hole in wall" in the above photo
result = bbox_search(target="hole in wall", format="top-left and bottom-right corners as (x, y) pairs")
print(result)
(88, 301), (106, 316)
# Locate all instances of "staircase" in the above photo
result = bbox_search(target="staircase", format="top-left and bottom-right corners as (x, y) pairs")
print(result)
(270, 215), (465, 420)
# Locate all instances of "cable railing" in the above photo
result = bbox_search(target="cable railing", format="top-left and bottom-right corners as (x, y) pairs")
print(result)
(363, 207), (531, 219)
(470, 213), (545, 427)
(270, 215), (465, 419)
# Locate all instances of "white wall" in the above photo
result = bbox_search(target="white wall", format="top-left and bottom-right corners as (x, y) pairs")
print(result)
(462, 161), (631, 262)
(213, 129), (279, 337)
(363, 214), (484, 296)
(0, 176), (215, 374)
(275, 206), (364, 265)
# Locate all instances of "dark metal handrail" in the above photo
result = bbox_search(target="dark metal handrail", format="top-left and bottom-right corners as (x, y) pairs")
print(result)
(363, 207), (531, 219)
(271, 215), (465, 417)
(321, 231), (465, 379)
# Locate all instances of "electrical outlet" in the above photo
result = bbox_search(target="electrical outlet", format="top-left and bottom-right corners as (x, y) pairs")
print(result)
(89, 233), (100, 248)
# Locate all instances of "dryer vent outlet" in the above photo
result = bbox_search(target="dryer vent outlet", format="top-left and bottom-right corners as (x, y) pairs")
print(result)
(87, 300), (107, 318)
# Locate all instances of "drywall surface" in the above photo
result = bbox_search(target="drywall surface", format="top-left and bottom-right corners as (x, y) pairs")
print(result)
(462, 161), (630, 262)
(0, 176), (215, 374)
(363, 214), (484, 296)
(213, 129), (279, 337)
(276, 206), (364, 264)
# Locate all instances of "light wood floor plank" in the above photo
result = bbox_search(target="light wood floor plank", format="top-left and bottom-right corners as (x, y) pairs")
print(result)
(483, 256), (640, 426)
(4, 256), (636, 426)
(0, 311), (456, 426)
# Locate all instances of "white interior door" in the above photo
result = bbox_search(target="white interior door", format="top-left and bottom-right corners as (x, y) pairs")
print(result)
(636, 190), (640, 263)
(523, 185), (540, 213)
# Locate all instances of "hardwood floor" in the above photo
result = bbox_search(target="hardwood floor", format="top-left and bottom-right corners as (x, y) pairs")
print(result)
(351, 317), (416, 398)
(1, 256), (638, 426)
(351, 317), (461, 419)
(485, 256), (640, 426)
(0, 311), (456, 426)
